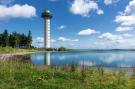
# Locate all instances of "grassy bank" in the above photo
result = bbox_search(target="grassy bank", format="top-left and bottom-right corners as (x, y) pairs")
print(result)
(0, 47), (40, 54)
(0, 59), (135, 89)
(0, 47), (77, 54)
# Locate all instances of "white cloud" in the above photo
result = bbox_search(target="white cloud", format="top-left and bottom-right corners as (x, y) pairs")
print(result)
(32, 37), (44, 48)
(0, 4), (36, 20)
(34, 37), (44, 43)
(99, 32), (123, 42)
(97, 9), (104, 15)
(97, 32), (135, 49)
(70, 0), (103, 17)
(115, 0), (135, 35)
(104, 0), (112, 5)
(0, 0), (14, 5)
(57, 37), (79, 42)
(104, 0), (120, 5)
(57, 25), (66, 30)
(115, 15), (135, 26)
(122, 33), (133, 37)
(57, 37), (70, 42)
(32, 36), (79, 48)
(51, 39), (56, 43)
(115, 0), (135, 26)
(125, 0), (135, 14)
(32, 37), (56, 48)
(72, 39), (79, 42)
(116, 26), (133, 32)
(78, 28), (100, 36)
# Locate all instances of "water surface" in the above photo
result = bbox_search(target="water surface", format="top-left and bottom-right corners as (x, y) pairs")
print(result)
(30, 51), (135, 67)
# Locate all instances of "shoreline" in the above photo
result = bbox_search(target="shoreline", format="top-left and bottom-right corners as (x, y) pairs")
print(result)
(0, 50), (78, 59)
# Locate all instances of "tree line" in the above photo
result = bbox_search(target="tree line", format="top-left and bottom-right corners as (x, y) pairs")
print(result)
(0, 30), (32, 48)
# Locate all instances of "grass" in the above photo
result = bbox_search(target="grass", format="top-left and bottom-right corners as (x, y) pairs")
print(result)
(0, 47), (41, 54)
(0, 47), (75, 54)
(0, 59), (135, 89)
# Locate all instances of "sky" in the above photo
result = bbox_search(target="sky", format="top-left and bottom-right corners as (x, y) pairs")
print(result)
(0, 0), (135, 49)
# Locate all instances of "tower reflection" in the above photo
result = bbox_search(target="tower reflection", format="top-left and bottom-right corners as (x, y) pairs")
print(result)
(44, 52), (51, 65)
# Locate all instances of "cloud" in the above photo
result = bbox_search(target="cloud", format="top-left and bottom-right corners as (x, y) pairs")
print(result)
(0, 0), (14, 5)
(32, 37), (44, 48)
(0, 4), (36, 20)
(115, 0), (135, 26)
(78, 28), (100, 36)
(122, 33), (133, 37)
(57, 37), (70, 42)
(32, 37), (56, 48)
(115, 15), (135, 26)
(97, 32), (135, 49)
(51, 39), (56, 43)
(32, 36), (79, 48)
(97, 9), (104, 15)
(115, 0), (135, 34)
(57, 25), (66, 30)
(69, 0), (103, 17)
(125, 0), (135, 14)
(104, 0), (112, 5)
(116, 26), (134, 32)
(104, 0), (120, 5)
(57, 37), (79, 42)
(99, 32), (123, 42)
(72, 39), (79, 42)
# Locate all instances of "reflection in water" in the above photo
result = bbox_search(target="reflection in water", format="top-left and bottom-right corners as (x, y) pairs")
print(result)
(44, 52), (51, 65)
(30, 52), (51, 65)
(79, 60), (95, 66)
(30, 51), (135, 67)
(100, 54), (124, 64)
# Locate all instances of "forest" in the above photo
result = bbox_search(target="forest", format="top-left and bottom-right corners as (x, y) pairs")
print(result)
(0, 30), (32, 48)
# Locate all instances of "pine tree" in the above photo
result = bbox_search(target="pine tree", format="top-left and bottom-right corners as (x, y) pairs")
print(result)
(0, 34), (2, 46)
(2, 30), (9, 47)
(9, 34), (13, 47)
(13, 32), (19, 48)
(27, 30), (32, 48)
(19, 34), (27, 48)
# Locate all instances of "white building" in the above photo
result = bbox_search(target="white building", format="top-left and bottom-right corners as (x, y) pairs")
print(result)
(41, 10), (52, 48)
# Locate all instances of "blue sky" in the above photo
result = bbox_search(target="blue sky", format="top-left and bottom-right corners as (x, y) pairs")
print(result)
(0, 0), (135, 49)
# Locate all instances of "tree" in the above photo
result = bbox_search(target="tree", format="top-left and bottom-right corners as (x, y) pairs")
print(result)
(9, 32), (19, 48)
(27, 30), (32, 48)
(2, 30), (9, 47)
(0, 30), (33, 48)
(19, 34), (27, 48)
(58, 47), (67, 51)
(9, 34), (13, 47)
(0, 34), (2, 46)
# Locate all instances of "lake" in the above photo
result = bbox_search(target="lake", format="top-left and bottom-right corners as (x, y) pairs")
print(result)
(30, 50), (135, 68)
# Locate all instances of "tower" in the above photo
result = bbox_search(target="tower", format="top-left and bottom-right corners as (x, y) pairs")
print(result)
(41, 10), (52, 48)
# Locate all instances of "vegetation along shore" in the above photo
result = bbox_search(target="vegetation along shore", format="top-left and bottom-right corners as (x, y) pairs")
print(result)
(0, 59), (135, 89)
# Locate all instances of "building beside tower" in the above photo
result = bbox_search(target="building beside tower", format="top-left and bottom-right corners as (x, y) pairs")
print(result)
(41, 10), (52, 48)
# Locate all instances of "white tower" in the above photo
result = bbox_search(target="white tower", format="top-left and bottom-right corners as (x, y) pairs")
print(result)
(42, 10), (52, 48)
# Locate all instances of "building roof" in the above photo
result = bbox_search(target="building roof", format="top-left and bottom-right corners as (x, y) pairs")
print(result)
(41, 10), (53, 19)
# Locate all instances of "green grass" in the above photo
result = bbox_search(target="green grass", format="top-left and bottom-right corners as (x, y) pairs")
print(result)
(0, 59), (135, 89)
(0, 47), (41, 54)
(0, 47), (75, 54)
